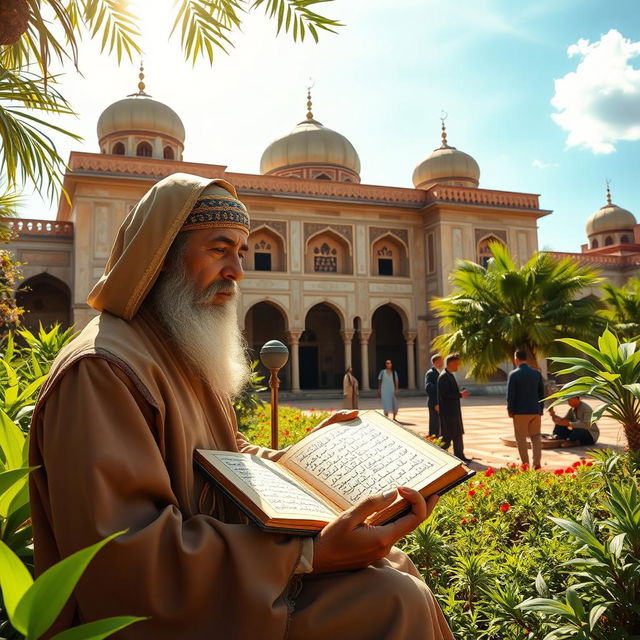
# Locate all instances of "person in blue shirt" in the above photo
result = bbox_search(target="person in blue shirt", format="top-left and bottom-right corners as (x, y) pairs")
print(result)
(506, 350), (545, 469)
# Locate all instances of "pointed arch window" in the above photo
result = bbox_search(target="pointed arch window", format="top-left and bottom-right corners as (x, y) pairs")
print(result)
(163, 146), (174, 160)
(112, 142), (125, 155)
(136, 141), (152, 157)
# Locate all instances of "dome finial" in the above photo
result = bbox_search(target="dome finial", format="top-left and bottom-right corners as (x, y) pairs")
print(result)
(306, 77), (315, 120)
(606, 179), (612, 206)
(128, 60), (150, 97)
(440, 111), (449, 148)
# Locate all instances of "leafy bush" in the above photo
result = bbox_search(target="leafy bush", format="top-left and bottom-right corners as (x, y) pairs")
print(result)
(233, 360), (267, 425)
(0, 328), (142, 639)
(406, 452), (639, 639)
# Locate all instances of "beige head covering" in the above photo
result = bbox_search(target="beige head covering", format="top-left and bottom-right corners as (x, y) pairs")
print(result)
(88, 173), (246, 320)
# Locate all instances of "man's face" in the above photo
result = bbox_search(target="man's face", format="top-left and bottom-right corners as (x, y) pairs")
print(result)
(433, 358), (443, 370)
(568, 397), (581, 408)
(178, 227), (249, 304)
(447, 359), (460, 372)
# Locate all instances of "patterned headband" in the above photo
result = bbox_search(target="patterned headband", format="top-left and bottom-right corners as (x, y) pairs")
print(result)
(182, 194), (250, 232)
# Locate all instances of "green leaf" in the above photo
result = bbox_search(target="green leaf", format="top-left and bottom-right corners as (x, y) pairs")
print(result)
(0, 467), (31, 497)
(588, 603), (608, 630)
(565, 586), (584, 619)
(50, 616), (147, 640)
(623, 383), (640, 401)
(12, 531), (126, 639)
(535, 571), (550, 598)
(518, 597), (574, 615)
(598, 328), (619, 362)
(608, 533), (626, 558)
(0, 408), (26, 469)
(549, 517), (604, 551)
(0, 540), (34, 631)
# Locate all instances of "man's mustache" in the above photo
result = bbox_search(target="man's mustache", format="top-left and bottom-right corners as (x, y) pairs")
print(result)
(196, 279), (238, 304)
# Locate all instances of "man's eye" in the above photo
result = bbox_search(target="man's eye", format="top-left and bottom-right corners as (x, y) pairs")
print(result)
(210, 247), (225, 254)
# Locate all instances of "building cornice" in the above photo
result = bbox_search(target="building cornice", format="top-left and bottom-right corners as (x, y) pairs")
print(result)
(59, 152), (549, 218)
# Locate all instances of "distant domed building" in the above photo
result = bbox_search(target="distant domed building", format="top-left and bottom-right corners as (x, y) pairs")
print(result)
(585, 186), (637, 249)
(549, 184), (640, 289)
(260, 91), (361, 183)
(97, 65), (185, 161)
(7, 80), (550, 393)
(412, 120), (480, 189)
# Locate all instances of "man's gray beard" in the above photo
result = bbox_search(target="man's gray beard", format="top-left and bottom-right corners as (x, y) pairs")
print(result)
(146, 264), (250, 398)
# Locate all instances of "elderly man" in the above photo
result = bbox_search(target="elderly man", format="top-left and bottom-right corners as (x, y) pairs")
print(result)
(29, 174), (453, 639)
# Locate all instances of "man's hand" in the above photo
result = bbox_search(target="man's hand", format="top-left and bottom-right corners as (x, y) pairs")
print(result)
(435, 404), (439, 413)
(312, 488), (438, 573)
(461, 389), (470, 398)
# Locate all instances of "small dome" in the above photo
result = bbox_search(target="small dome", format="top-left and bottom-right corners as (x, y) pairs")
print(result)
(586, 204), (636, 235)
(97, 94), (185, 144)
(412, 121), (480, 189)
(586, 188), (636, 236)
(260, 92), (360, 182)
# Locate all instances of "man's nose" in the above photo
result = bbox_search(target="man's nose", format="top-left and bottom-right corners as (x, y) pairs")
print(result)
(221, 254), (244, 281)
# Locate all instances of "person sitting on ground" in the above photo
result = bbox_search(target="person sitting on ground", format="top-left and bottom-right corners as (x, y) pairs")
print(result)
(29, 172), (454, 639)
(548, 396), (599, 447)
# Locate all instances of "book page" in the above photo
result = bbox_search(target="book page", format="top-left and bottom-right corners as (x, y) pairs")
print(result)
(209, 452), (338, 519)
(280, 415), (456, 510)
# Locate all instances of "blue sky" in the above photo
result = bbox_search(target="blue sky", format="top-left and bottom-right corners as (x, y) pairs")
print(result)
(24, 0), (640, 253)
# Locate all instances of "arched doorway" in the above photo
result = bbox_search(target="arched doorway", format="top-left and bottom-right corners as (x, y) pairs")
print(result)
(300, 303), (343, 389)
(371, 305), (407, 388)
(16, 274), (71, 332)
(244, 302), (289, 389)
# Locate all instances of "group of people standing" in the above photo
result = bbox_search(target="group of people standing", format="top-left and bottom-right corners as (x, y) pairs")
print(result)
(424, 353), (473, 464)
(425, 349), (600, 468)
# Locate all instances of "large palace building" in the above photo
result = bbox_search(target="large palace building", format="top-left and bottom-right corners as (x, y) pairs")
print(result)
(8, 75), (553, 392)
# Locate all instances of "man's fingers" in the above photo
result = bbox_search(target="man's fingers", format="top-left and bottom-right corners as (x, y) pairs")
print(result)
(381, 488), (432, 540)
(344, 489), (398, 525)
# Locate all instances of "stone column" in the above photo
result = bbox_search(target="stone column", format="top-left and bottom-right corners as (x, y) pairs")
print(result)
(404, 330), (417, 390)
(340, 330), (354, 370)
(359, 330), (372, 391)
(286, 330), (302, 392)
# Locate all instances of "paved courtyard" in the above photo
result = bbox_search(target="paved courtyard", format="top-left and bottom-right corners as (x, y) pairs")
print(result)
(282, 395), (625, 471)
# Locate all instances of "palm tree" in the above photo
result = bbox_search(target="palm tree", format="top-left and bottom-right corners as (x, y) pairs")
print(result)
(431, 242), (601, 379)
(0, 0), (341, 204)
(600, 277), (640, 341)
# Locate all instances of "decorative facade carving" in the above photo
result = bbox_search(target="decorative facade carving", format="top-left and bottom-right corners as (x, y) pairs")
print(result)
(370, 227), (408, 246)
(304, 222), (353, 245)
(250, 219), (287, 239)
(474, 229), (507, 244)
(4, 219), (74, 237)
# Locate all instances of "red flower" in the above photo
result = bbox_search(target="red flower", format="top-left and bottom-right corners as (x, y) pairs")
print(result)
(484, 467), (495, 477)
(477, 482), (485, 489)
(554, 468), (564, 475)
(521, 462), (529, 471)
(468, 489), (476, 497)
(284, 430), (290, 437)
(565, 466), (575, 474)
(572, 460), (581, 468)
(585, 461), (593, 467)
(484, 490), (490, 497)
(500, 503), (510, 513)
(305, 427), (311, 432)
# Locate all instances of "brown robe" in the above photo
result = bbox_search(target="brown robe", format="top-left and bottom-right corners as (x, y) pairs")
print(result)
(29, 173), (454, 639)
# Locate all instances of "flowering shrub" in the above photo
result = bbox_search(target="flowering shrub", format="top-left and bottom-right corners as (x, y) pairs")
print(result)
(238, 403), (330, 448)
(405, 453), (638, 639)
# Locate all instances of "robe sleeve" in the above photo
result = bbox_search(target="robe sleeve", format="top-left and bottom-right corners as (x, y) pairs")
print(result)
(31, 358), (303, 637)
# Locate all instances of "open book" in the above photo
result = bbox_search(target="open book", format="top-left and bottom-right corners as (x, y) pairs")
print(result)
(195, 410), (474, 535)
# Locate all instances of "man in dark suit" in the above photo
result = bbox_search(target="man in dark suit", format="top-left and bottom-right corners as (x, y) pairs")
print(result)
(506, 349), (545, 469)
(437, 353), (471, 462)
(424, 353), (443, 438)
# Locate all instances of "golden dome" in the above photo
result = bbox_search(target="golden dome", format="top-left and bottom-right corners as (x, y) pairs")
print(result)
(412, 120), (480, 189)
(97, 94), (185, 144)
(586, 187), (636, 236)
(260, 91), (360, 182)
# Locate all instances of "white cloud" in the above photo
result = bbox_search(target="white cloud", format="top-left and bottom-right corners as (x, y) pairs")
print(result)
(551, 29), (640, 153)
